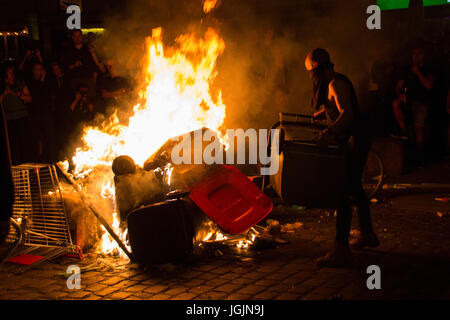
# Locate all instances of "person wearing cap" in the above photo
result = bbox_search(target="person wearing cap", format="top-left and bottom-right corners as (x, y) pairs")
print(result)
(305, 48), (379, 267)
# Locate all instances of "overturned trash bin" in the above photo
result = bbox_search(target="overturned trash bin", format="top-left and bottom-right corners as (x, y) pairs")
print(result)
(127, 193), (210, 265)
(268, 113), (347, 208)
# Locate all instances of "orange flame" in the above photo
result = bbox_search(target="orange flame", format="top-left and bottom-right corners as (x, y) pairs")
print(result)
(203, 0), (220, 13)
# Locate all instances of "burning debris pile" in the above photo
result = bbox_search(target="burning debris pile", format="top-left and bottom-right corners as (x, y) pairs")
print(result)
(58, 0), (275, 265)
(112, 129), (273, 265)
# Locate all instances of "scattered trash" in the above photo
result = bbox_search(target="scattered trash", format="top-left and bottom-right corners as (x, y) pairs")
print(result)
(382, 183), (411, 190)
(272, 237), (289, 244)
(436, 211), (443, 218)
(240, 257), (253, 262)
(266, 219), (280, 226)
(54, 262), (103, 278)
(280, 222), (303, 233)
(291, 205), (306, 211)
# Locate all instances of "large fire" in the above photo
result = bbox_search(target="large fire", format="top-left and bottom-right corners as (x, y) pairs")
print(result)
(71, 26), (227, 258)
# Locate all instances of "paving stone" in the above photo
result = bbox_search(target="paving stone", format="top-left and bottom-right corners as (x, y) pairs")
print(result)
(108, 291), (134, 300)
(265, 272), (290, 281)
(49, 291), (70, 299)
(219, 273), (241, 280)
(148, 293), (171, 300)
(236, 285), (266, 295)
(130, 274), (150, 282)
(241, 272), (266, 280)
(297, 277), (328, 288)
(85, 284), (108, 292)
(267, 283), (291, 293)
(204, 278), (228, 287)
(214, 283), (242, 293)
(308, 286), (341, 297)
(124, 284), (149, 292)
(171, 292), (198, 300)
(226, 293), (253, 300)
(287, 284), (315, 295)
(183, 279), (206, 287)
(300, 293), (327, 300)
(141, 278), (162, 286)
(188, 285), (215, 294)
(144, 285), (168, 294)
(181, 270), (203, 278)
(38, 284), (65, 293)
(256, 265), (281, 273)
(252, 291), (279, 300)
(164, 287), (187, 296)
(96, 286), (120, 297)
(254, 279), (277, 287)
(274, 292), (300, 300)
(196, 291), (227, 300)
(117, 270), (143, 279)
(100, 276), (124, 286)
(198, 273), (219, 280)
(133, 291), (157, 299)
(209, 266), (233, 275)
(125, 295), (141, 300)
(194, 265), (217, 272)
(229, 277), (254, 285)
(66, 290), (91, 299)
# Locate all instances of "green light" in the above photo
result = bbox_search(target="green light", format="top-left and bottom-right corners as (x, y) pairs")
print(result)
(422, 0), (448, 6)
(377, 0), (448, 10)
(377, 0), (410, 10)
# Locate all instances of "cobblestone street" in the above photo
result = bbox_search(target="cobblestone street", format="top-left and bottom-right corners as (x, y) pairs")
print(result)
(1, 161), (450, 300)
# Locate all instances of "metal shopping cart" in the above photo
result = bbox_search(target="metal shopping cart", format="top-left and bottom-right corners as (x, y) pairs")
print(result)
(1, 164), (79, 270)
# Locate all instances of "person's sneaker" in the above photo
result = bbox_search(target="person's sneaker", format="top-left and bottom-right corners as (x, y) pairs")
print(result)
(316, 245), (353, 268)
(350, 232), (380, 250)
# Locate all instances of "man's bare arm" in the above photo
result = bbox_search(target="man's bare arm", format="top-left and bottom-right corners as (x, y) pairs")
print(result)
(327, 79), (354, 136)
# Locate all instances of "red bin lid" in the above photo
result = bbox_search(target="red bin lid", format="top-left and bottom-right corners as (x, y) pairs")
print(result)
(188, 165), (273, 234)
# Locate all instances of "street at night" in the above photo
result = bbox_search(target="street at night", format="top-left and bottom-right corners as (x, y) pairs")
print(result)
(0, 0), (449, 310)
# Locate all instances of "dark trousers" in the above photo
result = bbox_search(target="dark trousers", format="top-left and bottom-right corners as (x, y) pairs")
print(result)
(336, 136), (374, 246)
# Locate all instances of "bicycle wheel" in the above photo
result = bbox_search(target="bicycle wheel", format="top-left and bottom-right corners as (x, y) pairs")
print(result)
(362, 150), (384, 199)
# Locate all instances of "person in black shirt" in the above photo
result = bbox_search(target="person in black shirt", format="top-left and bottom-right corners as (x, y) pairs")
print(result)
(97, 59), (129, 116)
(18, 43), (44, 83)
(307, 48), (378, 268)
(392, 47), (435, 156)
(61, 29), (100, 101)
(0, 66), (33, 165)
(0, 94), (14, 244)
(49, 61), (72, 160)
(69, 83), (95, 129)
(28, 62), (56, 162)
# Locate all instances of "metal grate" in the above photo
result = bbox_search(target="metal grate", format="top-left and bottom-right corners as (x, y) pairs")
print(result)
(6, 164), (74, 249)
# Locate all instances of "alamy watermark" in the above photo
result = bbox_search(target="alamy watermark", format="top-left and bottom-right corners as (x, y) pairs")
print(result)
(366, 5), (381, 30)
(66, 265), (81, 290)
(170, 128), (280, 175)
(366, 265), (381, 290)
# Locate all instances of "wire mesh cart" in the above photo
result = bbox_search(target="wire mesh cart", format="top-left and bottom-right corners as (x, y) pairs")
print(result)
(1, 164), (79, 270)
